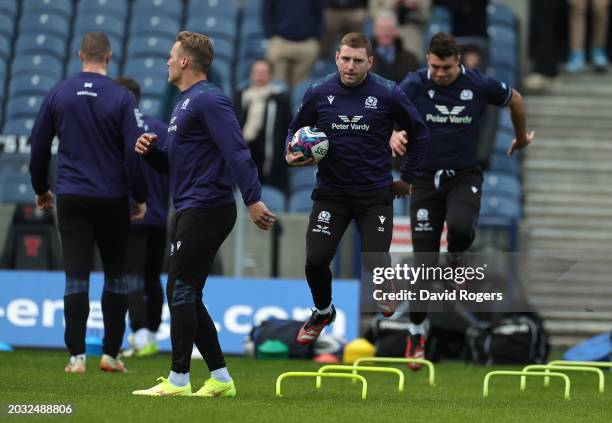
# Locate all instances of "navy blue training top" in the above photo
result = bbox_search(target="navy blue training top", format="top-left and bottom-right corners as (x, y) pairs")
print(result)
(29, 72), (147, 202)
(145, 80), (262, 212)
(133, 115), (169, 228)
(399, 65), (513, 170)
(288, 71), (429, 189)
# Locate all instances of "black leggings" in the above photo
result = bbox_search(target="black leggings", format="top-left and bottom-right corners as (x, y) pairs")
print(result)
(166, 204), (236, 374)
(57, 194), (130, 357)
(127, 225), (166, 333)
(305, 189), (394, 310)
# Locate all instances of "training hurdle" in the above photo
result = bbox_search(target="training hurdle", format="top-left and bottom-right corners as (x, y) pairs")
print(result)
(520, 365), (605, 394)
(276, 372), (368, 400)
(315, 365), (404, 392)
(353, 357), (436, 386)
(544, 360), (612, 387)
(483, 371), (571, 400)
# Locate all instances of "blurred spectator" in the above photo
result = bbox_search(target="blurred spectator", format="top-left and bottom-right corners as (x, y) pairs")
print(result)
(434, 0), (488, 38)
(263, 0), (323, 88)
(565, 0), (610, 73)
(320, 0), (369, 58)
(235, 60), (291, 192)
(461, 45), (483, 70)
(524, 0), (565, 93)
(371, 10), (420, 82)
(370, 0), (431, 58)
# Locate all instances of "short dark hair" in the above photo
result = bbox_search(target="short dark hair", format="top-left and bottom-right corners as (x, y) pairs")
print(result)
(251, 58), (273, 74)
(428, 32), (460, 59)
(339, 32), (373, 56)
(80, 32), (111, 62)
(114, 76), (141, 103)
(176, 31), (214, 74)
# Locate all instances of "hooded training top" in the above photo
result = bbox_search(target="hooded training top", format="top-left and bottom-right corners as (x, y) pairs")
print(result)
(288, 71), (429, 190)
(29, 71), (146, 202)
(144, 80), (262, 212)
(399, 65), (513, 171)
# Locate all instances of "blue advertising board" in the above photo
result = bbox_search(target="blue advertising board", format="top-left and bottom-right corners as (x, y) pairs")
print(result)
(0, 271), (359, 354)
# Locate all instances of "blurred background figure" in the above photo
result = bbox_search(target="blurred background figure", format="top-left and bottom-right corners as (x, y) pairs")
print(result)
(235, 59), (291, 192)
(320, 0), (369, 59)
(263, 0), (323, 88)
(370, 0), (431, 59)
(433, 0), (488, 38)
(565, 0), (610, 73)
(371, 9), (420, 82)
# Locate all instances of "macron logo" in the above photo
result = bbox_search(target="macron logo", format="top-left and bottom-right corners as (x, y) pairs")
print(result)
(338, 115), (363, 123)
(327, 95), (335, 105)
(434, 105), (465, 115)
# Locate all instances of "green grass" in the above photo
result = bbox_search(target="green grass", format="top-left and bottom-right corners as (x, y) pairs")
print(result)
(1, 350), (611, 422)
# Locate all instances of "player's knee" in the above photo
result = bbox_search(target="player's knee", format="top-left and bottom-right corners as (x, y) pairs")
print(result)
(126, 274), (144, 293)
(65, 278), (89, 295)
(104, 276), (128, 294)
(446, 219), (475, 243)
(168, 279), (196, 306)
(305, 251), (333, 272)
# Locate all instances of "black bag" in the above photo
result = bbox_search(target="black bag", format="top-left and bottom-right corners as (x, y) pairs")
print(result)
(250, 320), (314, 359)
(465, 313), (549, 365)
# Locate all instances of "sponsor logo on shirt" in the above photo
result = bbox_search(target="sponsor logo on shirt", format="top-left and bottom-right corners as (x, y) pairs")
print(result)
(312, 224), (331, 236)
(425, 105), (473, 124)
(428, 89), (435, 99)
(327, 95), (335, 105)
(181, 98), (190, 110)
(168, 116), (177, 132)
(332, 115), (369, 131)
(134, 108), (144, 128)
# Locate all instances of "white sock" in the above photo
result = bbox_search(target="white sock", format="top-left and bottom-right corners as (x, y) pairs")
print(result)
(316, 303), (333, 315)
(147, 330), (157, 344)
(211, 367), (231, 383)
(134, 328), (149, 348)
(168, 371), (190, 387)
(71, 354), (86, 364)
(408, 320), (430, 336)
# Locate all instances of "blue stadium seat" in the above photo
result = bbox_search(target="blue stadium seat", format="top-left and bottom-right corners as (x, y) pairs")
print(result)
(311, 59), (336, 79)
(127, 35), (175, 60)
(78, 0), (128, 19)
(189, 0), (239, 20)
(430, 6), (452, 24)
(0, 152), (30, 173)
(487, 3), (516, 29)
(208, 60), (232, 97)
(11, 54), (64, 80)
(493, 130), (513, 155)
(292, 79), (313, 113)
(211, 37), (235, 63)
(488, 153), (519, 176)
(288, 166), (317, 192)
(124, 57), (167, 79)
(70, 33), (123, 62)
(235, 59), (254, 84)
(0, 36), (11, 60)
(487, 66), (515, 87)
(261, 185), (286, 212)
(479, 194), (520, 219)
(23, 0), (72, 20)
(0, 0), (18, 19)
(15, 33), (66, 61)
(5, 95), (44, 120)
(288, 188), (314, 213)
(243, 0), (262, 17)
(9, 74), (57, 97)
(482, 172), (521, 199)
(238, 37), (267, 61)
(489, 46), (517, 70)
(0, 14), (15, 39)
(74, 12), (125, 40)
(133, 0), (183, 20)
(2, 117), (36, 135)
(498, 109), (512, 131)
(186, 16), (237, 43)
(19, 12), (70, 40)
(140, 96), (164, 118)
(241, 16), (265, 40)
(66, 56), (120, 78)
(487, 26), (517, 48)
(0, 173), (36, 204)
(138, 75), (168, 98)
(130, 14), (180, 39)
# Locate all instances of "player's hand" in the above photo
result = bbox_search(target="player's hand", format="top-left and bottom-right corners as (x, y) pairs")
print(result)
(285, 143), (316, 167)
(390, 130), (408, 158)
(507, 131), (535, 157)
(135, 133), (158, 155)
(248, 201), (277, 230)
(391, 179), (412, 199)
(35, 190), (54, 209)
(130, 202), (147, 221)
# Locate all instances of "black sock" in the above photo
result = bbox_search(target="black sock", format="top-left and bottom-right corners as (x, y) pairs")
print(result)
(305, 264), (333, 310)
(170, 303), (197, 374)
(64, 292), (89, 356)
(101, 290), (128, 357)
(194, 301), (226, 371)
(145, 281), (164, 333)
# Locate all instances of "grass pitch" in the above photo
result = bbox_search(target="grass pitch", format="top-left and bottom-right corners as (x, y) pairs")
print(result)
(1, 350), (611, 422)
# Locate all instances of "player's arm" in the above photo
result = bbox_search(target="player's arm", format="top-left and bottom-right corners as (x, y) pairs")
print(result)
(29, 91), (56, 209)
(200, 93), (277, 230)
(389, 74), (419, 157)
(391, 85), (429, 190)
(506, 89), (534, 156)
(285, 86), (317, 167)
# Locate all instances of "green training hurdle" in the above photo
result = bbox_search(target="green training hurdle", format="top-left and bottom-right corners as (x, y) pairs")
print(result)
(276, 372), (368, 400)
(315, 365), (404, 392)
(483, 371), (571, 400)
(353, 357), (436, 386)
(521, 365), (604, 393)
(545, 360), (612, 387)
